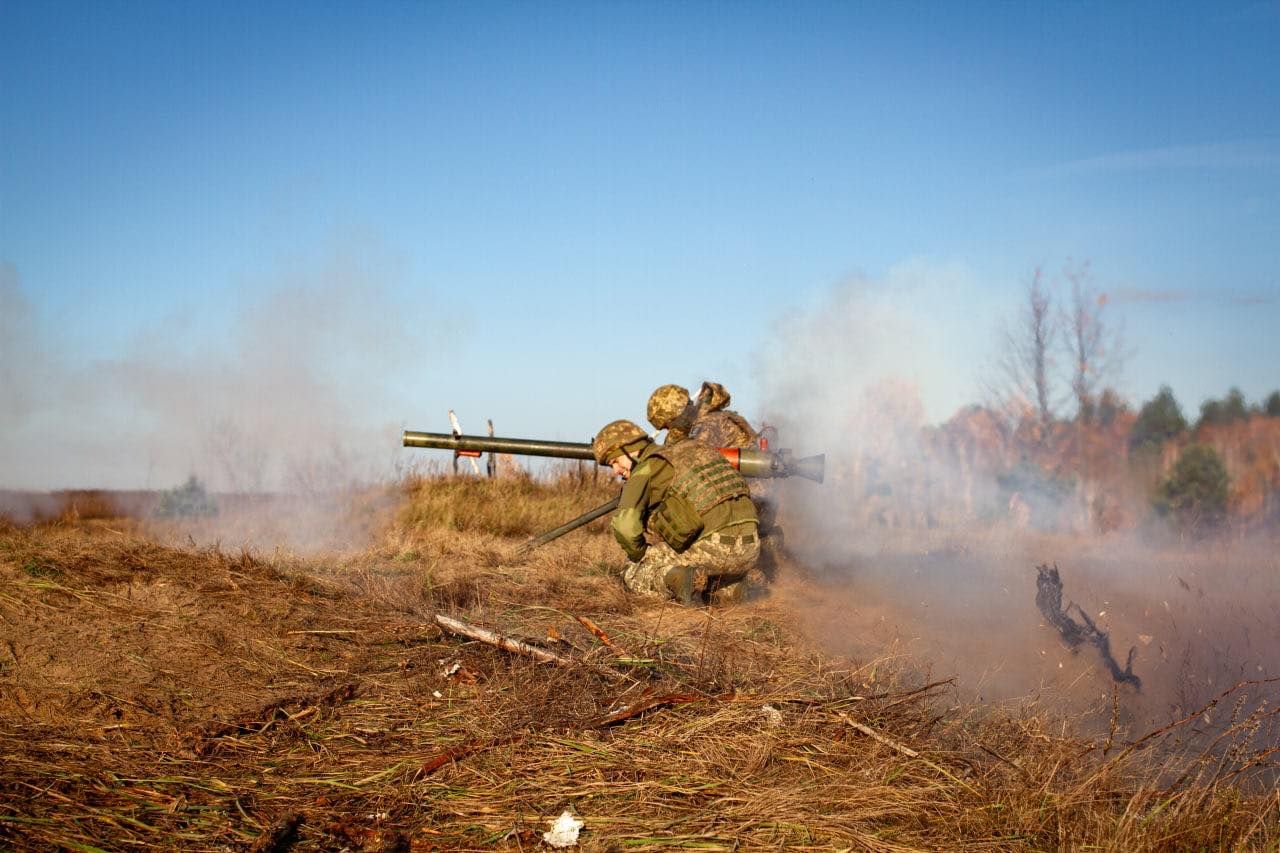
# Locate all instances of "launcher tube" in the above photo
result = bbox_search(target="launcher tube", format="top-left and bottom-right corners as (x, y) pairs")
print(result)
(403, 430), (594, 460)
(402, 429), (822, 481)
(517, 496), (621, 554)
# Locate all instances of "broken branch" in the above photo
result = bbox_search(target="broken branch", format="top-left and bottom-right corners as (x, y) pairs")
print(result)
(434, 614), (629, 682)
(435, 614), (572, 666)
(575, 614), (627, 655)
(838, 712), (978, 793)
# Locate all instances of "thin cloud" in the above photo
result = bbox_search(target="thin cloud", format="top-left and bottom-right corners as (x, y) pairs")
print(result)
(1230, 292), (1275, 306)
(1106, 287), (1275, 307)
(1107, 288), (1189, 305)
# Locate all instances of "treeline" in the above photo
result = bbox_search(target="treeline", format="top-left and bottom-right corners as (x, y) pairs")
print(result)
(1113, 385), (1280, 534)
(968, 263), (1280, 537)
(831, 376), (1280, 538)
(1131, 386), (1280, 452)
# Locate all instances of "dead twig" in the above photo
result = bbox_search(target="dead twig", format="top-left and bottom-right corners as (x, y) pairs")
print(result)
(420, 735), (523, 776)
(838, 712), (979, 794)
(435, 613), (575, 666)
(575, 614), (626, 656)
(191, 682), (358, 756)
(591, 689), (715, 727)
(435, 613), (630, 682)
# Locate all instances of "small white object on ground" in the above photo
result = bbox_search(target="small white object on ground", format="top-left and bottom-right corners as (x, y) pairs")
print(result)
(542, 810), (584, 848)
(761, 705), (783, 727)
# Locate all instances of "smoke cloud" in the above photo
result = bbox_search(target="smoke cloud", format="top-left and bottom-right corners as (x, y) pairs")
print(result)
(1, 246), (451, 494)
(753, 266), (1280, 737)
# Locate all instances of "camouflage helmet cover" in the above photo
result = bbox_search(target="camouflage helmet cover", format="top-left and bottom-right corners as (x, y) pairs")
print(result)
(701, 381), (731, 411)
(646, 384), (691, 430)
(592, 419), (649, 465)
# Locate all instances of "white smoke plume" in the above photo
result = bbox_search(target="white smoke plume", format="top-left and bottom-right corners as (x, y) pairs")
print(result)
(752, 266), (1280, 739)
(1, 246), (451, 495)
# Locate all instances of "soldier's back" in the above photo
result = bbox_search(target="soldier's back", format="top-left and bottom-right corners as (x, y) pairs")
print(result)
(690, 409), (757, 449)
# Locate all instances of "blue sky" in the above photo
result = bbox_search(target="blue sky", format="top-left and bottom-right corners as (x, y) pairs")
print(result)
(2, 1), (1278, 488)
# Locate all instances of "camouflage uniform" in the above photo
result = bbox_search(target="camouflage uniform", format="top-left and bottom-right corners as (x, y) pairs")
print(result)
(688, 382), (759, 450)
(622, 532), (760, 603)
(689, 409), (758, 449)
(592, 420), (759, 605)
(685, 384), (784, 582)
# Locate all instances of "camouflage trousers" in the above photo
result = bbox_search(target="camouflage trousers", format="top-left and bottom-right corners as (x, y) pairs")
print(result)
(623, 526), (760, 602)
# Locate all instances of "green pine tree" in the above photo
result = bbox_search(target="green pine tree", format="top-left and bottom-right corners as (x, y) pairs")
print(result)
(1129, 385), (1187, 453)
(1155, 444), (1229, 534)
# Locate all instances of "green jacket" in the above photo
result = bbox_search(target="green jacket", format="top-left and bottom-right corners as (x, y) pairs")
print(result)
(610, 441), (756, 562)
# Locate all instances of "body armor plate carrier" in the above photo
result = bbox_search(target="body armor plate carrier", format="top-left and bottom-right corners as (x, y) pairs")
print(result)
(648, 440), (750, 551)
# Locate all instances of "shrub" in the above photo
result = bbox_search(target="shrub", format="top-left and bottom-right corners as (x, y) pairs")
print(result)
(1196, 387), (1249, 431)
(1265, 390), (1280, 417)
(1129, 385), (1186, 453)
(1155, 444), (1229, 534)
(1078, 387), (1129, 427)
(155, 476), (219, 518)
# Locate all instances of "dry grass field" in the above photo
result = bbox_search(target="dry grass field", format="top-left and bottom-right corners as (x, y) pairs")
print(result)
(1, 475), (1278, 851)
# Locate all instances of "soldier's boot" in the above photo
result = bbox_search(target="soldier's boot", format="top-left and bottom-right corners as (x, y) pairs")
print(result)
(756, 528), (785, 582)
(663, 566), (698, 607)
(707, 579), (748, 606)
(705, 571), (749, 606)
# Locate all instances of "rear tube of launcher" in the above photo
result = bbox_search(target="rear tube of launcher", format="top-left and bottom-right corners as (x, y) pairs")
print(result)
(719, 448), (777, 478)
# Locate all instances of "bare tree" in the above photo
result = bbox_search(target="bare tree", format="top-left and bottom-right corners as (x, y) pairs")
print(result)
(1059, 261), (1127, 531)
(206, 417), (268, 493)
(991, 267), (1059, 434)
(1061, 261), (1125, 422)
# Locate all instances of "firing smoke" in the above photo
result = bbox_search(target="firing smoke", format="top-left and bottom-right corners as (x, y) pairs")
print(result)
(752, 266), (1280, 738)
(1, 246), (449, 495)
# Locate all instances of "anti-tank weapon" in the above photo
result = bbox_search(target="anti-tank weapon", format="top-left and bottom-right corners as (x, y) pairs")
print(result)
(402, 430), (825, 483)
(402, 429), (825, 553)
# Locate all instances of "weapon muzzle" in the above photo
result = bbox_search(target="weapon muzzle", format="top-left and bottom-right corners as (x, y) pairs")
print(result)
(730, 449), (825, 482)
(787, 453), (825, 484)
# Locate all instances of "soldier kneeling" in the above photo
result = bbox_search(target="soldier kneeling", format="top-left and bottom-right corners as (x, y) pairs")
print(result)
(592, 419), (760, 606)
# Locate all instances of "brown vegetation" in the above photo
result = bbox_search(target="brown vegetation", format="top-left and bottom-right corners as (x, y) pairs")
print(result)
(1, 478), (1277, 850)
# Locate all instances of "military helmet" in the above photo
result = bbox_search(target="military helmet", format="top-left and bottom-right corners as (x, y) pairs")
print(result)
(646, 384), (691, 430)
(701, 381), (731, 411)
(592, 419), (649, 465)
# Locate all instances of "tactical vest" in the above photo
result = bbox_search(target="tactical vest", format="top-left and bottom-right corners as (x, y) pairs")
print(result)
(647, 440), (750, 551)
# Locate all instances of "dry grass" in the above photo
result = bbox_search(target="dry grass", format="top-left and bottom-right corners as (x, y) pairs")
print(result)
(0, 478), (1277, 851)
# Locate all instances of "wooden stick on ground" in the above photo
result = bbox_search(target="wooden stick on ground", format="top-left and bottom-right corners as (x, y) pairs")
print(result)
(839, 712), (920, 758)
(575, 614), (627, 655)
(435, 614), (633, 683)
(838, 712), (979, 793)
(435, 614), (573, 666)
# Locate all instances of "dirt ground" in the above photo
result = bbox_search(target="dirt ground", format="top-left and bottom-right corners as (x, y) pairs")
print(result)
(1, 482), (1277, 851)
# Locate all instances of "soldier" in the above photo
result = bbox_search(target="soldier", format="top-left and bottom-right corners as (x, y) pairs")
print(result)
(646, 383), (694, 444)
(688, 381), (758, 450)
(591, 419), (760, 605)
(647, 381), (757, 449)
(689, 382), (786, 579)
(646, 382), (782, 581)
